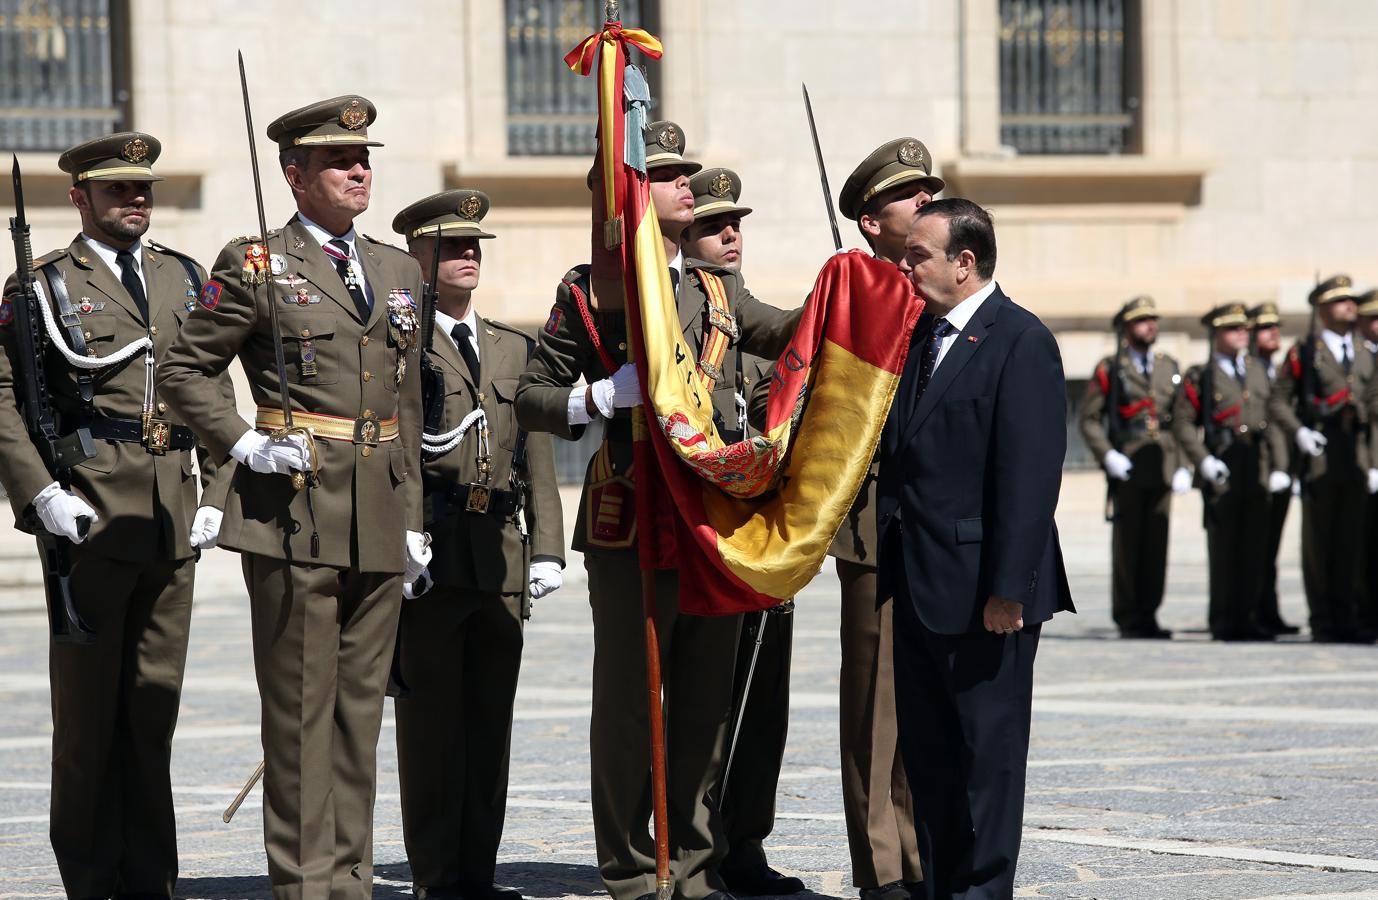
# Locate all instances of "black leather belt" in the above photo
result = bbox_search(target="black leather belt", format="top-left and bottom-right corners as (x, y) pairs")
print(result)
(424, 477), (520, 517)
(604, 417), (633, 442)
(81, 416), (195, 451)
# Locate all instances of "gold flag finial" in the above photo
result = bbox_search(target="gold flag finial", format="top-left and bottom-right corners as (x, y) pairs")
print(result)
(605, 0), (619, 22)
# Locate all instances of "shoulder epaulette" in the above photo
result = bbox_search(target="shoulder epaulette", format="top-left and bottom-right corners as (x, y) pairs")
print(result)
(147, 240), (196, 263)
(360, 233), (405, 253)
(32, 247), (69, 270)
(561, 264), (591, 284)
(487, 318), (533, 341)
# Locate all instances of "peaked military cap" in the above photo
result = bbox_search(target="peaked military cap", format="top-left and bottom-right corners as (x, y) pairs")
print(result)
(1357, 288), (1378, 317)
(1308, 274), (1356, 306)
(838, 137), (944, 221)
(1113, 295), (1158, 327)
(267, 95), (383, 151)
(689, 167), (752, 220)
(58, 132), (164, 183)
(392, 189), (495, 241)
(643, 120), (701, 174)
(1201, 302), (1249, 329)
(1248, 301), (1281, 328)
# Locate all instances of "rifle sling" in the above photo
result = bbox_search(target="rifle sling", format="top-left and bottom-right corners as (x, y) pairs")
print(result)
(41, 266), (94, 408)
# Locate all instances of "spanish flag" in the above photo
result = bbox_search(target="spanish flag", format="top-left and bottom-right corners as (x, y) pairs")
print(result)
(568, 21), (923, 615)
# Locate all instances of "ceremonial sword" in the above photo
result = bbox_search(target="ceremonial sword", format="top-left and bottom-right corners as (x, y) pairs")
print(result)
(802, 83), (843, 252)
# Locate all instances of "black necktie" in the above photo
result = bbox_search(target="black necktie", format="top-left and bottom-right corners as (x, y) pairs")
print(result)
(116, 249), (148, 323)
(910, 318), (954, 414)
(451, 322), (481, 384)
(1341, 340), (1353, 374)
(325, 238), (371, 321)
(670, 267), (680, 298)
(1233, 357), (1247, 386)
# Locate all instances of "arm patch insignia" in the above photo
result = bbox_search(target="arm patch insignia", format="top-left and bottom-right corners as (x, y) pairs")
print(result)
(0, 298), (12, 326)
(199, 279), (223, 310)
(544, 306), (563, 336)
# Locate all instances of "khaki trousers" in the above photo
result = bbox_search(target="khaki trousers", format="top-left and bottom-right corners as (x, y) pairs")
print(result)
(242, 553), (401, 900)
(586, 555), (740, 900)
(395, 587), (525, 891)
(837, 558), (923, 888)
(49, 549), (194, 900)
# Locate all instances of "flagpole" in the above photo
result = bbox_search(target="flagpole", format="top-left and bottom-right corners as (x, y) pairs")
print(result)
(641, 561), (672, 900)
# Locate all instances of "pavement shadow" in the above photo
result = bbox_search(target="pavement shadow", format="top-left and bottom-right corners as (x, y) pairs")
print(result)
(175, 873), (273, 900)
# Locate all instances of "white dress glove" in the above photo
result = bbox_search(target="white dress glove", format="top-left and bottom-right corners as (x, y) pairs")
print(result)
(1199, 456), (1230, 487)
(405, 530), (432, 583)
(1369, 469), (1378, 495)
(1295, 426), (1328, 458)
(588, 362), (642, 418)
(1170, 467), (1192, 494)
(1103, 449), (1133, 482)
(403, 569), (432, 600)
(33, 481), (98, 543)
(1267, 470), (1292, 493)
(231, 430), (312, 476)
(188, 506), (223, 549)
(528, 559), (564, 600)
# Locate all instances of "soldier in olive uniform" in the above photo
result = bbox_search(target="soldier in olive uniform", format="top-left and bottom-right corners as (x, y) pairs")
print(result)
(1078, 296), (1190, 639)
(0, 133), (229, 900)
(1357, 289), (1378, 634)
(681, 167), (803, 898)
(390, 190), (565, 900)
(515, 121), (800, 900)
(1250, 302), (1300, 635)
(158, 97), (431, 897)
(1172, 303), (1289, 640)
(831, 139), (937, 900)
(1268, 275), (1376, 643)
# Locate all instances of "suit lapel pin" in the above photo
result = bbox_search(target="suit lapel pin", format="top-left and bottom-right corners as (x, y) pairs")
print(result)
(967, 335), (978, 343)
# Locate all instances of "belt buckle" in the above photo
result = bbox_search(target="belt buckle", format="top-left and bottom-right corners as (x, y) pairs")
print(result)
(60, 311), (82, 329)
(706, 305), (739, 340)
(142, 413), (170, 455)
(465, 483), (492, 514)
(698, 358), (724, 382)
(353, 416), (381, 446)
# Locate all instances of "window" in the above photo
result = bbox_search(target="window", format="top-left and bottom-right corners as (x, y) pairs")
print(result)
(998, 0), (1139, 155)
(505, 0), (658, 157)
(0, 0), (128, 152)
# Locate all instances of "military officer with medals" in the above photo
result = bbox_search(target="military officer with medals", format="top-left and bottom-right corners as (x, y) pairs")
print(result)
(0, 133), (230, 899)
(1171, 303), (1289, 640)
(830, 138), (938, 900)
(157, 96), (431, 897)
(1250, 301), (1301, 635)
(680, 167), (804, 898)
(1078, 296), (1189, 639)
(516, 121), (800, 900)
(1268, 275), (1376, 643)
(390, 189), (565, 900)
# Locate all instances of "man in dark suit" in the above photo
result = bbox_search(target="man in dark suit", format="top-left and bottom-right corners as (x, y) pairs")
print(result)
(876, 198), (1074, 899)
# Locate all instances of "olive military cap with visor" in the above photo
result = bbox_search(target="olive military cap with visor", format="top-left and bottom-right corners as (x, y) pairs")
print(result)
(838, 137), (944, 221)
(266, 95), (383, 150)
(58, 132), (165, 183)
(393, 189), (496, 241)
(689, 167), (752, 220)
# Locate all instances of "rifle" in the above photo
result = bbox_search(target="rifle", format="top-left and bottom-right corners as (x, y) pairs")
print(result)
(1103, 320), (1125, 521)
(1292, 278), (1321, 487)
(1198, 328), (1224, 509)
(8, 157), (96, 644)
(419, 225), (445, 442)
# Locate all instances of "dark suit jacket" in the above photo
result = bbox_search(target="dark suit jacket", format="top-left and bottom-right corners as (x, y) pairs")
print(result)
(876, 285), (1075, 634)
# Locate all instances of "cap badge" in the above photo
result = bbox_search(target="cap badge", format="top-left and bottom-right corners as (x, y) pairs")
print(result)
(1336, 275), (1352, 287)
(709, 172), (732, 198)
(340, 100), (367, 131)
(657, 125), (679, 153)
(122, 138), (149, 164)
(458, 195), (482, 219)
(897, 140), (925, 167)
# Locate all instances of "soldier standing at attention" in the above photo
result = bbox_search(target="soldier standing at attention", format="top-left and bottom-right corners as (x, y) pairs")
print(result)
(516, 121), (799, 900)
(0, 133), (229, 900)
(823, 138), (939, 900)
(390, 189), (566, 900)
(1172, 303), (1289, 640)
(680, 167), (804, 897)
(158, 96), (432, 897)
(1250, 302), (1300, 635)
(1268, 275), (1376, 643)
(1078, 296), (1190, 639)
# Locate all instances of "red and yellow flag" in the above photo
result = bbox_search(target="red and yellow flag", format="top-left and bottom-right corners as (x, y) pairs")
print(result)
(569, 20), (924, 615)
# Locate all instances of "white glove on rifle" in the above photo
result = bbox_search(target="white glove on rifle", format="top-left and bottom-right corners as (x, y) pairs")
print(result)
(33, 481), (98, 543)
(403, 569), (432, 600)
(405, 531), (432, 583)
(1295, 426), (1327, 458)
(188, 506), (223, 549)
(1267, 470), (1292, 493)
(1103, 449), (1133, 482)
(1369, 469), (1378, 495)
(231, 430), (312, 476)
(1170, 467), (1192, 495)
(588, 362), (642, 418)
(528, 559), (564, 601)
(1199, 456), (1230, 487)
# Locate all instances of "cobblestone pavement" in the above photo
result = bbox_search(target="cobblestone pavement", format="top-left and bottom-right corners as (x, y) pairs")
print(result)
(1, 472), (1376, 898)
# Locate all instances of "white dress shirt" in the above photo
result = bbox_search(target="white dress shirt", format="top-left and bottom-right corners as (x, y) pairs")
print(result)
(298, 212), (370, 300)
(81, 232), (146, 295)
(932, 279), (998, 371)
(435, 306), (481, 363)
(1127, 345), (1153, 377)
(1320, 328), (1355, 367)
